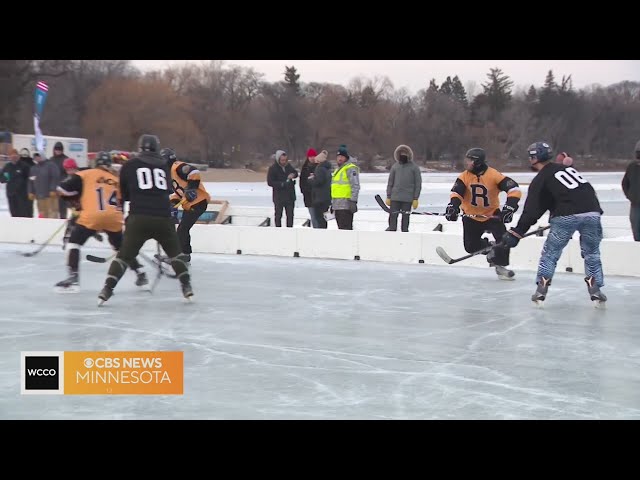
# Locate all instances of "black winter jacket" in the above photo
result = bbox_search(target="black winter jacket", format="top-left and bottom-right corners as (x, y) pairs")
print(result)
(267, 161), (299, 204)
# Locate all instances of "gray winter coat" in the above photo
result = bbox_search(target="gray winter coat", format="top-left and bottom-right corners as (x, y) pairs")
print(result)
(28, 159), (60, 199)
(386, 145), (422, 202)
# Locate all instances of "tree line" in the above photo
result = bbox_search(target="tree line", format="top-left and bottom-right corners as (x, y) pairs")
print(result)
(1, 60), (639, 171)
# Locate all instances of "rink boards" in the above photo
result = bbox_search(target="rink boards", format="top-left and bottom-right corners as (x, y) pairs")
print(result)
(1, 214), (638, 278)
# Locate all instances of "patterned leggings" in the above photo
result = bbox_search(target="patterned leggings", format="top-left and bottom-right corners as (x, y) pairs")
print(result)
(537, 214), (604, 287)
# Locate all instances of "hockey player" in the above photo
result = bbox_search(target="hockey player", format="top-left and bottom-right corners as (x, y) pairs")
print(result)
(160, 148), (211, 263)
(98, 135), (193, 305)
(55, 151), (148, 292)
(501, 141), (606, 306)
(445, 148), (522, 280)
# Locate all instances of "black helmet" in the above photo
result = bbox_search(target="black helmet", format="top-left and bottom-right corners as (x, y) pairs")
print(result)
(160, 147), (177, 164)
(527, 141), (553, 164)
(95, 151), (112, 168)
(465, 147), (487, 173)
(138, 134), (160, 153)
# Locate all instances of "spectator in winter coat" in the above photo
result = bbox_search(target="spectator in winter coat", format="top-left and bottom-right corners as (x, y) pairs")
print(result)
(50, 141), (68, 218)
(0, 148), (31, 217)
(385, 144), (422, 232)
(307, 150), (332, 228)
(622, 140), (640, 241)
(331, 145), (360, 230)
(267, 150), (299, 227)
(299, 148), (319, 226)
(19, 148), (35, 217)
(28, 152), (60, 218)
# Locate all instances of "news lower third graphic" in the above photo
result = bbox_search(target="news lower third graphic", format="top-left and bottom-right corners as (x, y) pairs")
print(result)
(21, 351), (183, 395)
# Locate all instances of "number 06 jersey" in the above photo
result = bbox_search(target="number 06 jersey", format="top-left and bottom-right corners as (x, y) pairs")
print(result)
(513, 162), (603, 236)
(58, 168), (123, 232)
(119, 153), (172, 217)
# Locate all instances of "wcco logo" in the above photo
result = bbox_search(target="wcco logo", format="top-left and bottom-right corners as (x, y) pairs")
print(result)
(21, 352), (64, 395)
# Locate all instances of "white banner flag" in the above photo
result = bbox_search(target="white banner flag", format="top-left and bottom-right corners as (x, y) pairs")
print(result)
(33, 114), (44, 154)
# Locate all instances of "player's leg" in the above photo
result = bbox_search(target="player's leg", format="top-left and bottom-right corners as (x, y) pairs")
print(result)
(577, 215), (606, 303)
(55, 224), (94, 291)
(485, 218), (514, 280)
(176, 199), (207, 262)
(106, 230), (148, 288)
(99, 215), (150, 303)
(533, 215), (577, 299)
(155, 217), (193, 299)
(462, 217), (487, 253)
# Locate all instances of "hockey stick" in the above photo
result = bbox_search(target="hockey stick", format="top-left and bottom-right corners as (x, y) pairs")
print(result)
(20, 221), (67, 257)
(148, 242), (165, 293)
(374, 194), (497, 219)
(86, 252), (116, 263)
(435, 225), (551, 264)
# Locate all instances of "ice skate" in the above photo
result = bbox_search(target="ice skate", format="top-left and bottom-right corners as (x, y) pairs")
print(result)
(531, 277), (551, 307)
(585, 276), (607, 308)
(181, 281), (194, 301)
(495, 265), (515, 281)
(135, 271), (149, 289)
(97, 285), (114, 306)
(54, 273), (79, 293)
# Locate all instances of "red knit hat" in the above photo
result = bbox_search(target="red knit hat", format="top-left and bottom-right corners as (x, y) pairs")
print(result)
(63, 158), (78, 170)
(306, 148), (317, 157)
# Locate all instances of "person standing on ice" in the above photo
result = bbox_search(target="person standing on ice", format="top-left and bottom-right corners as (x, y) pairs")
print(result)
(385, 144), (422, 232)
(500, 141), (606, 306)
(621, 139), (640, 241)
(267, 150), (298, 227)
(331, 145), (360, 230)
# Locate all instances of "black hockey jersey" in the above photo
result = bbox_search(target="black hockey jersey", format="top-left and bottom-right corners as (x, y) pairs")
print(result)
(513, 163), (603, 236)
(119, 153), (172, 217)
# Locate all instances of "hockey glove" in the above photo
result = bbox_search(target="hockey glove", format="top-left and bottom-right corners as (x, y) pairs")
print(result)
(184, 189), (198, 202)
(385, 198), (391, 207)
(348, 200), (358, 214)
(412, 199), (419, 210)
(501, 204), (517, 224)
(445, 202), (460, 222)
(501, 230), (523, 248)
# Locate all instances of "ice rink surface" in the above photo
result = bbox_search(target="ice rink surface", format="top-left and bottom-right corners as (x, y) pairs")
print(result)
(1, 242), (640, 419)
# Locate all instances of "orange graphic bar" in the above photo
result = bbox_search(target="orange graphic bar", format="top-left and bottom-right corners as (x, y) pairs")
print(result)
(63, 351), (183, 395)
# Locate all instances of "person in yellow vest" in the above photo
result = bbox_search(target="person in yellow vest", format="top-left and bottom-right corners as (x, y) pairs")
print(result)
(331, 145), (360, 230)
(161, 148), (211, 263)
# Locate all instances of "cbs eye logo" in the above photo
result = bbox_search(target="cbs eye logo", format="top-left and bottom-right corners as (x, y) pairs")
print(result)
(21, 352), (63, 395)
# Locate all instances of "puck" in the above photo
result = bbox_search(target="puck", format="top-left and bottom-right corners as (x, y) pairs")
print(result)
(566, 267), (573, 272)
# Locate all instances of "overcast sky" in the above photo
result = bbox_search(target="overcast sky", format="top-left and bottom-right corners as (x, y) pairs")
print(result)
(131, 60), (640, 95)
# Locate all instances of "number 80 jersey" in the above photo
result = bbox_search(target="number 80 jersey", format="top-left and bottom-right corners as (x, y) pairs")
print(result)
(513, 162), (603, 236)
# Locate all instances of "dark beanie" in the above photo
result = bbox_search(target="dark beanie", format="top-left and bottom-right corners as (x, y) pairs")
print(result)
(54, 141), (64, 151)
(337, 144), (349, 158)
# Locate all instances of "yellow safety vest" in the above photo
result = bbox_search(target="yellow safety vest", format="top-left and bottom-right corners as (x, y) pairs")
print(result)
(331, 163), (358, 199)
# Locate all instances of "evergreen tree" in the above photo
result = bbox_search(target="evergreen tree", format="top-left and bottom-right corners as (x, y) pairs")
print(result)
(440, 76), (454, 96)
(542, 70), (557, 92)
(451, 75), (468, 107)
(284, 65), (301, 95)
(481, 67), (514, 120)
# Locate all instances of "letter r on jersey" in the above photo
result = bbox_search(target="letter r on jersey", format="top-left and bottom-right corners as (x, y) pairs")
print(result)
(470, 184), (489, 207)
